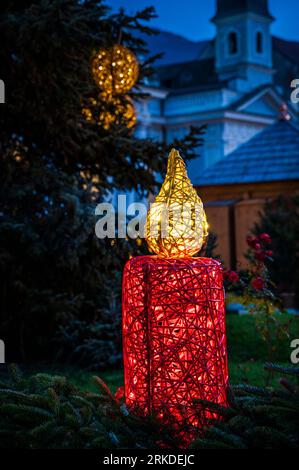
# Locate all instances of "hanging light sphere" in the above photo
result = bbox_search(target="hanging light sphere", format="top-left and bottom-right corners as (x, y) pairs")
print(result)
(82, 94), (136, 130)
(92, 44), (139, 95)
(82, 97), (97, 122)
(98, 94), (136, 130)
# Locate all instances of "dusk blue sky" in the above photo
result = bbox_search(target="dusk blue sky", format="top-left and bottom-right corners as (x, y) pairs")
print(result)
(107, 0), (299, 42)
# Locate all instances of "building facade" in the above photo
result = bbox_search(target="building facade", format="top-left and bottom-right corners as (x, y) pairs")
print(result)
(137, 0), (299, 168)
(199, 117), (299, 267)
(136, 0), (299, 267)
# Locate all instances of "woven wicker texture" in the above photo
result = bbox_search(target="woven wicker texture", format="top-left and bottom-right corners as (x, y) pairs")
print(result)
(146, 148), (208, 258)
(92, 44), (139, 95)
(122, 256), (228, 438)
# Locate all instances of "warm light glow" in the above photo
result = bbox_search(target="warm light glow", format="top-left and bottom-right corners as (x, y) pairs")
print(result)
(123, 256), (228, 443)
(146, 148), (208, 258)
(122, 151), (227, 445)
(92, 44), (139, 95)
(98, 94), (136, 130)
(82, 94), (136, 130)
(82, 106), (93, 122)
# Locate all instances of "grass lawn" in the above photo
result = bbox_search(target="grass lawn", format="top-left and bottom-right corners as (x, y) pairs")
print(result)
(34, 312), (298, 393)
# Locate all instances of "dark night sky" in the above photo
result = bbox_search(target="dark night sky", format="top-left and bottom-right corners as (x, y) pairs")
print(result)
(107, 0), (299, 42)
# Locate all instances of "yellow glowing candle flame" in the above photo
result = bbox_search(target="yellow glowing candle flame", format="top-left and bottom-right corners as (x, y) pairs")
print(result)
(146, 148), (208, 258)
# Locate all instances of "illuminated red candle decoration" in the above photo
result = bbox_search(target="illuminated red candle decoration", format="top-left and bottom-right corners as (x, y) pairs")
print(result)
(122, 149), (228, 439)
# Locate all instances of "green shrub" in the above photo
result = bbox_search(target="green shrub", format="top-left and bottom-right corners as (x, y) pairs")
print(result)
(1, 363), (298, 449)
(253, 196), (299, 299)
(191, 363), (299, 449)
(0, 365), (176, 449)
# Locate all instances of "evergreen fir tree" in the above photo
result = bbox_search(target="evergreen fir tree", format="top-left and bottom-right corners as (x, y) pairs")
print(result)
(0, 0), (205, 363)
(0, 364), (176, 448)
(253, 196), (299, 299)
(0, 363), (298, 448)
(190, 363), (299, 449)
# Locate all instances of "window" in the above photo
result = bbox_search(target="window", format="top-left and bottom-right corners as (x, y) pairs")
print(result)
(228, 31), (238, 55)
(256, 31), (263, 53)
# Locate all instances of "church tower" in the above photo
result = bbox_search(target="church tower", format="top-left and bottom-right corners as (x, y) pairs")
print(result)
(212, 0), (274, 92)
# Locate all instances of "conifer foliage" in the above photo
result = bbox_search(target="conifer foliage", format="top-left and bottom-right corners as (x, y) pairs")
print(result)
(191, 363), (299, 449)
(0, 0), (205, 364)
(0, 364), (175, 449)
(253, 196), (299, 301)
(0, 364), (298, 448)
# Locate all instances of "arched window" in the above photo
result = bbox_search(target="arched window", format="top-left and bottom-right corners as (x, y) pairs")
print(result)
(228, 31), (238, 55)
(256, 31), (263, 53)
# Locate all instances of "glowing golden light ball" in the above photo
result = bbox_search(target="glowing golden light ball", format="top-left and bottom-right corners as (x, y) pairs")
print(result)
(99, 94), (136, 130)
(82, 107), (93, 122)
(86, 44), (139, 129)
(92, 44), (139, 95)
(146, 148), (208, 258)
(82, 94), (136, 130)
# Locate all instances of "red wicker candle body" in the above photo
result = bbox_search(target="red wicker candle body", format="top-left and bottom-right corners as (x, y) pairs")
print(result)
(122, 255), (228, 434)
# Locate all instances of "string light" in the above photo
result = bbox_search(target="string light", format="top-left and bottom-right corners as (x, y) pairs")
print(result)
(98, 94), (136, 130)
(82, 94), (136, 130)
(85, 44), (139, 130)
(123, 149), (228, 444)
(92, 44), (139, 95)
(123, 256), (227, 443)
(146, 148), (208, 258)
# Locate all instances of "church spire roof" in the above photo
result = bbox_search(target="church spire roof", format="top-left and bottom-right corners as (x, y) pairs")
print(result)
(212, 0), (274, 21)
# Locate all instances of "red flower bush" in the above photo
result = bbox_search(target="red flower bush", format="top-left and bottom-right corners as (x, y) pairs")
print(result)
(254, 251), (266, 262)
(246, 233), (273, 264)
(246, 236), (259, 248)
(246, 233), (272, 250)
(226, 232), (288, 363)
(226, 232), (274, 295)
(259, 233), (272, 244)
(251, 277), (265, 291)
(224, 270), (239, 283)
(228, 271), (239, 283)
